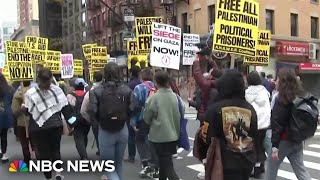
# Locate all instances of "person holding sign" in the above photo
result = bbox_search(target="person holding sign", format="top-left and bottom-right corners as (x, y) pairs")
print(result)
(0, 74), (14, 162)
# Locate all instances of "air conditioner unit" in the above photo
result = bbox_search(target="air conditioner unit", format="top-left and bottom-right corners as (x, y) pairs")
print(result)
(309, 43), (316, 60)
(160, 0), (173, 5)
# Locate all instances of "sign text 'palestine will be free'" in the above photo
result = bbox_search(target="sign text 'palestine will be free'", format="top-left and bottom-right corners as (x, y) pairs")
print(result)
(151, 22), (181, 70)
(5, 41), (34, 81)
(244, 30), (271, 66)
(213, 0), (260, 57)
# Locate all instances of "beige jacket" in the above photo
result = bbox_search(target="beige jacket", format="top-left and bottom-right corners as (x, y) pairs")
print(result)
(11, 86), (30, 127)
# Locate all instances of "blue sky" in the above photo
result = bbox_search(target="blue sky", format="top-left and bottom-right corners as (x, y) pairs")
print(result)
(0, 0), (17, 23)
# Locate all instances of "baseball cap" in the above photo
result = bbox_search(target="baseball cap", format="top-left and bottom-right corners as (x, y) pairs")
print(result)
(75, 78), (86, 86)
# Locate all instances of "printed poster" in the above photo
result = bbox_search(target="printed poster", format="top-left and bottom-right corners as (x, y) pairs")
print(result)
(5, 41), (34, 81)
(82, 43), (97, 64)
(91, 46), (108, 71)
(25, 36), (48, 64)
(135, 17), (163, 54)
(61, 54), (74, 79)
(74, 59), (83, 76)
(182, 33), (200, 65)
(150, 22), (181, 70)
(127, 40), (148, 69)
(213, 0), (260, 56)
(244, 30), (271, 66)
(45, 50), (61, 74)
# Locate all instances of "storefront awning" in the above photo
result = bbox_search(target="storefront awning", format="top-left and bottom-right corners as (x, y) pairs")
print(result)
(299, 63), (320, 74)
(276, 41), (309, 56)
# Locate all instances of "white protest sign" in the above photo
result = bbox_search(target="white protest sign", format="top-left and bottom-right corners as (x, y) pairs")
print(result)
(0, 53), (5, 68)
(61, 54), (74, 79)
(182, 33), (200, 65)
(150, 22), (181, 70)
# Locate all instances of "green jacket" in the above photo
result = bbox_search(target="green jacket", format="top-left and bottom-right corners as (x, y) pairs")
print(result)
(144, 88), (185, 143)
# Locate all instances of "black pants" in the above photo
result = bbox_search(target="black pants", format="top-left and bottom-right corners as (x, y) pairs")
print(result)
(31, 127), (62, 179)
(150, 141), (179, 180)
(73, 124), (91, 159)
(17, 126), (37, 162)
(224, 168), (252, 180)
(0, 128), (8, 154)
(91, 120), (99, 152)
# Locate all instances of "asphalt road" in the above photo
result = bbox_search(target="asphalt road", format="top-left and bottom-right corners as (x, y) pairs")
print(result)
(0, 106), (319, 180)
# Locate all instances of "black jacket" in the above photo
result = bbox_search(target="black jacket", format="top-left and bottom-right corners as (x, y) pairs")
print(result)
(202, 98), (259, 170)
(271, 99), (292, 148)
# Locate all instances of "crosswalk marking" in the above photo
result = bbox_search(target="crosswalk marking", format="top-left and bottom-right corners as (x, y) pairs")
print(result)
(187, 164), (204, 173)
(187, 151), (193, 157)
(309, 144), (320, 149)
(317, 126), (320, 130)
(303, 150), (320, 157)
(283, 157), (320, 170)
(277, 170), (319, 180)
(315, 132), (320, 136)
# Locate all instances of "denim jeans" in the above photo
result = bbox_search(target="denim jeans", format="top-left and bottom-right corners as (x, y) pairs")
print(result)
(91, 120), (100, 152)
(264, 129), (272, 156)
(265, 141), (311, 180)
(136, 121), (151, 164)
(73, 124), (91, 159)
(126, 121), (136, 160)
(99, 125), (128, 180)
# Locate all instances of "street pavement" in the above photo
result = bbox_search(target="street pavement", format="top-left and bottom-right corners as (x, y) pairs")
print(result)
(1, 105), (320, 180)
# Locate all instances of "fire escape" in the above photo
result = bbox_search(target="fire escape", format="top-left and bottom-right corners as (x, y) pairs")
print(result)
(87, 0), (102, 43)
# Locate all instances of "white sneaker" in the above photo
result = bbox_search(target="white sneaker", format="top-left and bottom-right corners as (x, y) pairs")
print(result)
(197, 172), (205, 179)
(1, 153), (9, 161)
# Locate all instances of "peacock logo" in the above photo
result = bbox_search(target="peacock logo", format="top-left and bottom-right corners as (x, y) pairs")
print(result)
(9, 160), (29, 172)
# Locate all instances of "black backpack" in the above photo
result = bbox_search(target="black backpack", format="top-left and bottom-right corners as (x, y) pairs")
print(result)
(98, 82), (130, 132)
(288, 94), (319, 143)
(70, 92), (88, 125)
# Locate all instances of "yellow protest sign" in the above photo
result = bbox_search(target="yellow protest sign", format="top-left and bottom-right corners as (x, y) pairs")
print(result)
(5, 41), (34, 81)
(2, 66), (10, 80)
(74, 59), (83, 76)
(91, 46), (108, 71)
(135, 17), (162, 54)
(82, 44), (97, 64)
(25, 36), (49, 64)
(244, 30), (271, 66)
(127, 40), (148, 69)
(45, 50), (61, 74)
(213, 0), (259, 57)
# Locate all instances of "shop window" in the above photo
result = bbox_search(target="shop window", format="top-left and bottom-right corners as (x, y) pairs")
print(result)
(311, 16), (319, 39)
(266, 9), (274, 34)
(208, 5), (215, 26)
(291, 13), (298, 37)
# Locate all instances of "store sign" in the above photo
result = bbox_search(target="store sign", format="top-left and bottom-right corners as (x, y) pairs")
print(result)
(124, 8), (134, 22)
(299, 63), (320, 71)
(276, 41), (309, 56)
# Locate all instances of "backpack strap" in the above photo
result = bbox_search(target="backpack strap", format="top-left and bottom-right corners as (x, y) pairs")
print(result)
(142, 82), (154, 90)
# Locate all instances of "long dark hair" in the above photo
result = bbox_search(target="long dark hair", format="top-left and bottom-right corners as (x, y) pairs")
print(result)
(0, 74), (10, 97)
(277, 68), (303, 103)
(217, 70), (245, 99)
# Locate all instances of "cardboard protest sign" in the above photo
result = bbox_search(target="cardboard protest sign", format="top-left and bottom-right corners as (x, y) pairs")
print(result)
(82, 43), (97, 64)
(150, 22), (181, 70)
(91, 46), (108, 71)
(45, 50), (61, 74)
(127, 40), (148, 69)
(25, 36), (48, 64)
(74, 59), (83, 76)
(244, 30), (271, 66)
(5, 41), (34, 81)
(135, 17), (163, 54)
(183, 34), (200, 65)
(61, 54), (74, 79)
(213, 0), (259, 57)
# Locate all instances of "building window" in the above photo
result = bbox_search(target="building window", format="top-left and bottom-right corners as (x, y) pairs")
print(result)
(208, 5), (215, 26)
(97, 14), (101, 31)
(291, 13), (298, 37)
(182, 13), (188, 33)
(102, 12), (106, 27)
(108, 36), (112, 45)
(82, 0), (86, 7)
(311, 16), (319, 38)
(266, 9), (274, 34)
(119, 33), (123, 50)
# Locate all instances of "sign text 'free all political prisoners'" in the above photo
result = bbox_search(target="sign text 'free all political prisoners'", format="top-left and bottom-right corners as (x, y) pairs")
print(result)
(45, 50), (61, 74)
(25, 36), (48, 64)
(183, 34), (200, 65)
(61, 54), (74, 79)
(135, 17), (163, 54)
(213, 0), (260, 57)
(244, 30), (271, 66)
(91, 46), (108, 71)
(74, 59), (83, 76)
(151, 22), (181, 70)
(5, 41), (34, 81)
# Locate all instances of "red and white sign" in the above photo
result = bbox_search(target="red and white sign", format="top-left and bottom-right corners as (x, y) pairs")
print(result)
(276, 41), (309, 56)
(299, 63), (320, 71)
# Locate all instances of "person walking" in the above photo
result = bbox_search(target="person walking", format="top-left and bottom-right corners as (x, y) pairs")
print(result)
(144, 70), (183, 180)
(265, 68), (312, 180)
(67, 78), (91, 160)
(245, 71), (271, 178)
(126, 65), (141, 163)
(0, 74), (14, 162)
(11, 81), (37, 163)
(24, 68), (74, 180)
(89, 62), (132, 180)
(130, 68), (159, 177)
(201, 70), (259, 180)
(81, 71), (103, 156)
